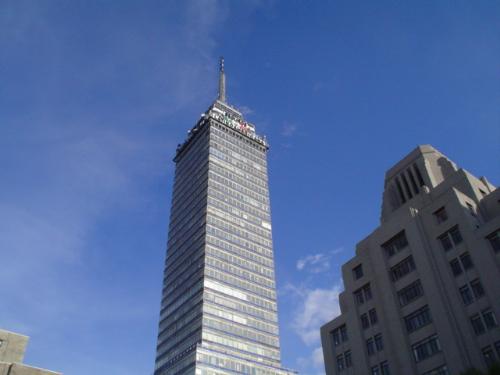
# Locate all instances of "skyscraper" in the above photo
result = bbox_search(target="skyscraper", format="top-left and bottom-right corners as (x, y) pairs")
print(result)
(321, 145), (500, 375)
(154, 59), (293, 375)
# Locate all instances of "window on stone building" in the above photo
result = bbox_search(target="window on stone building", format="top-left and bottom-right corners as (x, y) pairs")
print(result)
(382, 231), (409, 257)
(471, 278), (485, 299)
(486, 229), (500, 253)
(459, 285), (474, 305)
(361, 313), (370, 330)
(482, 346), (496, 367)
(390, 255), (416, 282)
(471, 314), (486, 335)
(353, 264), (364, 280)
(344, 350), (352, 368)
(460, 252), (473, 270)
(332, 324), (348, 346)
(438, 226), (463, 251)
(433, 207), (448, 224)
(369, 308), (378, 325)
(398, 280), (423, 306)
(354, 283), (372, 305)
(366, 337), (375, 356)
(380, 361), (390, 375)
(423, 365), (449, 375)
(482, 308), (498, 329)
(405, 305), (432, 333)
(374, 334), (384, 351)
(412, 334), (441, 362)
(449, 258), (463, 276)
(336, 354), (345, 371)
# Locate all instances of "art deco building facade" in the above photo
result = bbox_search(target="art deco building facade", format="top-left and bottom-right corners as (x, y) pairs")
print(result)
(153, 60), (293, 375)
(321, 145), (500, 375)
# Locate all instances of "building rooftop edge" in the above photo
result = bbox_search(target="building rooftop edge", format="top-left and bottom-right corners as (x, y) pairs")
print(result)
(384, 144), (438, 181)
(0, 328), (29, 338)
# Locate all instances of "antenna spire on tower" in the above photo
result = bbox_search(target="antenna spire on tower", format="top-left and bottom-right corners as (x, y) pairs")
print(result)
(218, 56), (226, 103)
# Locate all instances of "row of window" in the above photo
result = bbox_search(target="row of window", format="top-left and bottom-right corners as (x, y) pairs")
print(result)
(207, 215), (272, 249)
(203, 316), (279, 348)
(204, 291), (277, 323)
(209, 184), (270, 222)
(206, 245), (274, 280)
(210, 124), (267, 161)
(203, 330), (280, 362)
(206, 234), (275, 269)
(205, 256), (275, 290)
(197, 352), (289, 375)
(210, 129), (267, 167)
(203, 303), (278, 335)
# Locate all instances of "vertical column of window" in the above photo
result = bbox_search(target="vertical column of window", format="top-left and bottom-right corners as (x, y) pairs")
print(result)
(400, 173), (413, 200)
(412, 163), (426, 187)
(406, 168), (420, 195)
(395, 177), (407, 204)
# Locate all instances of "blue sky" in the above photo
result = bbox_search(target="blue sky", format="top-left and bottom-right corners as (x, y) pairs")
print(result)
(0, 1), (498, 374)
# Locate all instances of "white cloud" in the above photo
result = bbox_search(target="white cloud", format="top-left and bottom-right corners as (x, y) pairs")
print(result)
(296, 248), (343, 273)
(286, 283), (342, 375)
(281, 122), (298, 137)
(312, 346), (325, 368)
(287, 283), (342, 346)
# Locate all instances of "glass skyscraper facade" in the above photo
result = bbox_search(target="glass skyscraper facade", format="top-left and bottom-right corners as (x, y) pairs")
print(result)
(154, 61), (294, 375)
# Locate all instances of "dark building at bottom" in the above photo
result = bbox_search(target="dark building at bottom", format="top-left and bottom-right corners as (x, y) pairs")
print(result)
(321, 145), (500, 375)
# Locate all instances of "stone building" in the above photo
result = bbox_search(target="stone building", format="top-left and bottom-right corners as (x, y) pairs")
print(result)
(0, 329), (61, 375)
(321, 145), (499, 375)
